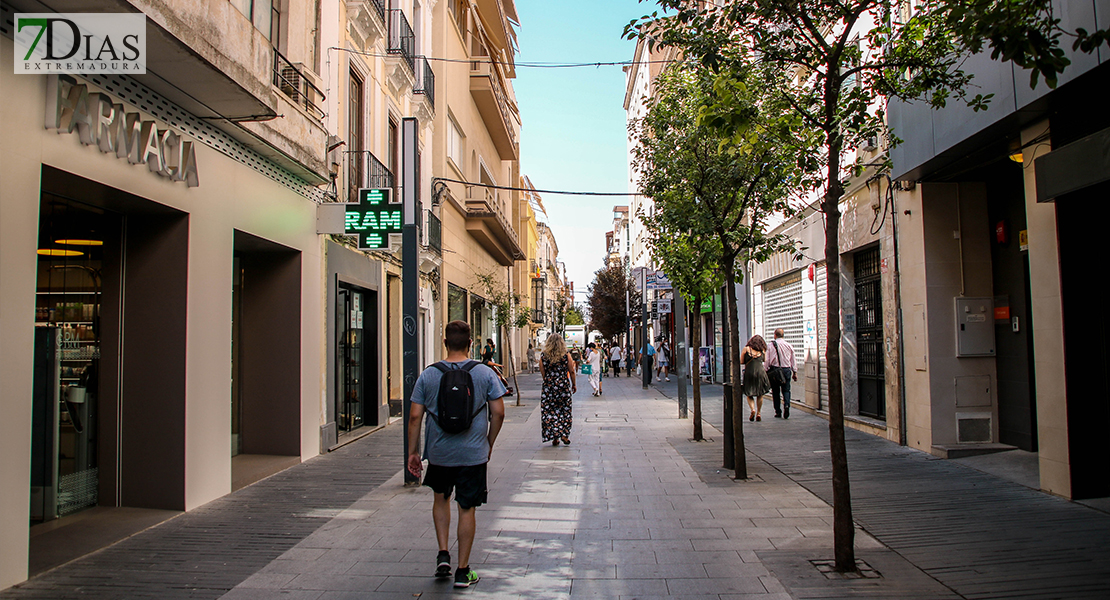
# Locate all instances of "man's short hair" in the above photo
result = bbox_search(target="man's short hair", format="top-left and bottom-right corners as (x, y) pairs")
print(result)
(445, 320), (472, 352)
(774, 328), (785, 338)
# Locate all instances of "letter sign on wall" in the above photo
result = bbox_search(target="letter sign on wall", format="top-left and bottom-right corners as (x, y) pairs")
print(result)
(344, 188), (401, 249)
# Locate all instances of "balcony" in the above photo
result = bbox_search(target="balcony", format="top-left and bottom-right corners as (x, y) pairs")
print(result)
(469, 60), (519, 160)
(413, 56), (436, 123)
(273, 50), (325, 121)
(382, 9), (416, 95)
(464, 186), (524, 267)
(347, 150), (394, 203)
(531, 309), (546, 324)
(346, 0), (387, 50)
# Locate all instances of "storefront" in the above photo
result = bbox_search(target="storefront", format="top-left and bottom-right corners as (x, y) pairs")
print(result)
(2, 68), (325, 584)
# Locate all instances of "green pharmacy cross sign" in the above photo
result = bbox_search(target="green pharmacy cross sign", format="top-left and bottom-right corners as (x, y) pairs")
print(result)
(345, 188), (401, 249)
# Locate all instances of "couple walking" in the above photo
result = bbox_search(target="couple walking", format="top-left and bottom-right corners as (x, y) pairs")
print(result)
(740, 329), (797, 421)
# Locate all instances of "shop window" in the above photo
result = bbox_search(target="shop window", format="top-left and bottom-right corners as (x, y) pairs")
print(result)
(448, 283), (467, 323)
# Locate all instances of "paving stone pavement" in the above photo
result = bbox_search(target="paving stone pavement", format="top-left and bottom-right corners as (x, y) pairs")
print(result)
(5, 372), (1107, 599)
(653, 376), (1110, 599)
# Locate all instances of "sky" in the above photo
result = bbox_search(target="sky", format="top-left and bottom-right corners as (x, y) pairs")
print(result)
(512, 0), (653, 305)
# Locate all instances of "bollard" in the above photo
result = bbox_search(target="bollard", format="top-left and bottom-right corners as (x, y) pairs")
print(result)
(723, 382), (734, 470)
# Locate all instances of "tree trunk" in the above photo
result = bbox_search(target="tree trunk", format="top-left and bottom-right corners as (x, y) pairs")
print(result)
(691, 297), (703, 441)
(823, 130), (855, 573)
(722, 262), (747, 479)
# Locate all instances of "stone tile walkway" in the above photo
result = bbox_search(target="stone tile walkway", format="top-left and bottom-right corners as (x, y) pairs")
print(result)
(4, 372), (1108, 599)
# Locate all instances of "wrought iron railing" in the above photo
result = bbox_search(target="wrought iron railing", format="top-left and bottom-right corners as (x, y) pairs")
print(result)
(469, 59), (517, 149)
(531, 309), (545, 324)
(387, 9), (415, 74)
(347, 150), (394, 202)
(426, 210), (442, 254)
(273, 50), (325, 120)
(369, 0), (386, 21)
(414, 56), (435, 110)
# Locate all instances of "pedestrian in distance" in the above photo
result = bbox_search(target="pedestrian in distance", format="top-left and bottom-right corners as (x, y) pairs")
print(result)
(539, 334), (576, 446)
(625, 344), (636, 377)
(526, 343), (537, 374)
(741, 335), (771, 421)
(638, 340), (655, 386)
(609, 344), (623, 378)
(766, 328), (797, 419)
(585, 342), (604, 396)
(655, 340), (671, 382)
(406, 320), (507, 589)
(481, 338), (512, 396)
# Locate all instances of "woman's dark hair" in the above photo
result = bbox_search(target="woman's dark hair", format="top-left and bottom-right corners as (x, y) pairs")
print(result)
(746, 335), (767, 353)
(588, 342), (596, 349)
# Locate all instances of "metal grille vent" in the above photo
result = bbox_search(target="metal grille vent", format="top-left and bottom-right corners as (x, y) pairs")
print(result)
(763, 274), (804, 365)
(77, 72), (328, 202)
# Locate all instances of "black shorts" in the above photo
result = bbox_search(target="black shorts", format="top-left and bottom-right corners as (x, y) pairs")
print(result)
(423, 463), (488, 509)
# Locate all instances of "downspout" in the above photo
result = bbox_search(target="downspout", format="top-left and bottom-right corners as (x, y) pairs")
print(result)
(889, 176), (908, 446)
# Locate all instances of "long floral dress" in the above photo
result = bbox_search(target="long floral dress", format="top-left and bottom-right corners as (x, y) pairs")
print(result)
(541, 353), (573, 442)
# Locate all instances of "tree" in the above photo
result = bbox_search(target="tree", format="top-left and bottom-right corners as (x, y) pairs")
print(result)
(474, 268), (530, 406)
(587, 264), (640, 342)
(632, 61), (807, 472)
(628, 0), (1106, 573)
(565, 305), (585, 326)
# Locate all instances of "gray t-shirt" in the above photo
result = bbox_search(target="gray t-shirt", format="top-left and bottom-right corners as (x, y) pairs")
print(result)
(411, 359), (507, 467)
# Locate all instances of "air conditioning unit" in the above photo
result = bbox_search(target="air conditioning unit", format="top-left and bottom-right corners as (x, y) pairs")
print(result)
(280, 67), (302, 101)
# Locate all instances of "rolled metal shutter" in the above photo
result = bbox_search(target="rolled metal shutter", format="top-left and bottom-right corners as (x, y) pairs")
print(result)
(816, 263), (828, 411)
(762, 271), (804, 366)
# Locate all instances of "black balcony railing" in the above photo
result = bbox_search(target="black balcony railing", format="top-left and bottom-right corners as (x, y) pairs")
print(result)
(414, 56), (435, 110)
(426, 210), (442, 254)
(387, 9), (415, 74)
(531, 309), (545, 324)
(369, 0), (386, 21)
(347, 150), (394, 202)
(273, 50), (325, 120)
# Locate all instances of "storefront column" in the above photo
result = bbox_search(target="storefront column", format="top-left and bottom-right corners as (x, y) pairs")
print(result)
(0, 41), (45, 588)
(1022, 122), (1070, 497)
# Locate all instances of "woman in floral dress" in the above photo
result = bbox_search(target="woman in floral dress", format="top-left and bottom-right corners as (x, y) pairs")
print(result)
(539, 334), (576, 446)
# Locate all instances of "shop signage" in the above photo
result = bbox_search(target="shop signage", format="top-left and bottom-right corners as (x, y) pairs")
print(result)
(657, 299), (672, 314)
(344, 188), (401, 249)
(14, 13), (146, 74)
(646, 270), (672, 290)
(46, 75), (199, 187)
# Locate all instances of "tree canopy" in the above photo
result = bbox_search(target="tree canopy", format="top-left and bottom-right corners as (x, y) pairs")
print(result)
(587, 264), (640, 341)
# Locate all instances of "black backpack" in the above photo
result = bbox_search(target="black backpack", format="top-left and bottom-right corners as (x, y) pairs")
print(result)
(427, 361), (485, 434)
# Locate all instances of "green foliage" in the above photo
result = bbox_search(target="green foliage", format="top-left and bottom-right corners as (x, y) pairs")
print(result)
(587, 264), (641, 340)
(632, 60), (805, 285)
(565, 305), (585, 326)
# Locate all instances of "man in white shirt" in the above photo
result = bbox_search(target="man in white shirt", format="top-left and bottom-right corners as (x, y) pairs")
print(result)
(609, 344), (623, 378)
(765, 328), (797, 419)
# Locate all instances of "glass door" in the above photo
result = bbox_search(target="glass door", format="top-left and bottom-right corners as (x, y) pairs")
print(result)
(337, 287), (365, 432)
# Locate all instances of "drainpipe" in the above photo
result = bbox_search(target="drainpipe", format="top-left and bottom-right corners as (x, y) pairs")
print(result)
(889, 175), (908, 447)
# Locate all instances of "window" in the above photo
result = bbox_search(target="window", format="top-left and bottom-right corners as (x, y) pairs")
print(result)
(447, 116), (464, 172)
(449, 0), (468, 33)
(348, 70), (364, 200)
(448, 283), (467, 323)
(230, 0), (281, 47)
(388, 117), (399, 197)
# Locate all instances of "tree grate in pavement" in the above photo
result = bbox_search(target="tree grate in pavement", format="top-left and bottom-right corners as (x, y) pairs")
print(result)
(1, 425), (405, 600)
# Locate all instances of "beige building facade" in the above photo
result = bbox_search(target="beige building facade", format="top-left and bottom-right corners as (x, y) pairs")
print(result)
(1, 0), (332, 587)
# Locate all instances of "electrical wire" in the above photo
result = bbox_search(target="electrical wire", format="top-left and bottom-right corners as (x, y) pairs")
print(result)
(329, 46), (680, 69)
(434, 177), (643, 197)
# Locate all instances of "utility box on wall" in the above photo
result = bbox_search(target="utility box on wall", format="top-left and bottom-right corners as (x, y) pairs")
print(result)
(955, 297), (995, 357)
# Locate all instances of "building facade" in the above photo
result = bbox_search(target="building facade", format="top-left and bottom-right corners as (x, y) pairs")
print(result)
(1, 0), (331, 587)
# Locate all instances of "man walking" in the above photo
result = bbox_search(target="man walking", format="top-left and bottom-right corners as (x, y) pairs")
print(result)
(407, 320), (507, 588)
(766, 328), (797, 419)
(638, 340), (655, 387)
(526, 343), (537, 374)
(609, 344), (623, 378)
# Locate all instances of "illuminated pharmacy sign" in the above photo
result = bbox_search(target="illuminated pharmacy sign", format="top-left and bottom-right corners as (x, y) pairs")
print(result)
(344, 188), (401, 249)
